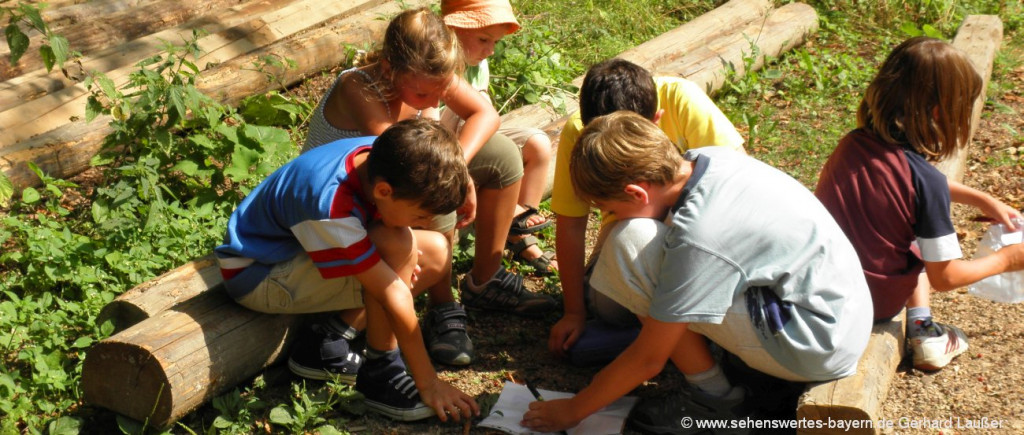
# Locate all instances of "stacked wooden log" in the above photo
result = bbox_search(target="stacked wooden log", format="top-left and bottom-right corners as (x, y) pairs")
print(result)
(74, 0), (822, 427)
(0, 0), (429, 189)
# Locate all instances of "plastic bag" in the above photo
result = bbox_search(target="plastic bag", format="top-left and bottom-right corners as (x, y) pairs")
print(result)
(968, 217), (1024, 303)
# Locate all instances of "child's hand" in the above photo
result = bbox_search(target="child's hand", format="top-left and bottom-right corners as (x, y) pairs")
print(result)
(548, 313), (586, 357)
(419, 379), (479, 423)
(978, 198), (1022, 231)
(456, 181), (478, 229)
(521, 398), (580, 432)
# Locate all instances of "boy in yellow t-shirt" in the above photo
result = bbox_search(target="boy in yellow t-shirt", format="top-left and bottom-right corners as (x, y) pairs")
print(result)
(548, 58), (745, 364)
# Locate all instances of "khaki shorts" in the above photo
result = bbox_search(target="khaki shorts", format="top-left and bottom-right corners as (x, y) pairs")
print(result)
(235, 251), (364, 314)
(427, 131), (524, 233)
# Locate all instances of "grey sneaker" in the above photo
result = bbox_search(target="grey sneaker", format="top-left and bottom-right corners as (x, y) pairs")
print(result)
(422, 302), (474, 366)
(630, 386), (754, 435)
(459, 267), (556, 317)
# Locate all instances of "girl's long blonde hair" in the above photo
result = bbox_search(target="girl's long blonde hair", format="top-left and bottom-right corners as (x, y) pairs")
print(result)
(857, 36), (983, 161)
(365, 8), (464, 101)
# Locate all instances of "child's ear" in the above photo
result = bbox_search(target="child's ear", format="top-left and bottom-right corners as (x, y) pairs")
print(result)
(372, 181), (393, 200)
(651, 109), (665, 125)
(623, 183), (650, 204)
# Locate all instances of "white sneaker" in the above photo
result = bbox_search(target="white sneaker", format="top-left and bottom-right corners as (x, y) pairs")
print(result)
(911, 322), (969, 371)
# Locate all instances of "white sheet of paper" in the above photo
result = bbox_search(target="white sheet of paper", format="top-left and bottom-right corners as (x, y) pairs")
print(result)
(477, 381), (638, 435)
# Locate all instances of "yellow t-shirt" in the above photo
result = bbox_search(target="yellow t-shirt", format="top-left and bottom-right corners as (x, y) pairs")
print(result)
(551, 76), (745, 218)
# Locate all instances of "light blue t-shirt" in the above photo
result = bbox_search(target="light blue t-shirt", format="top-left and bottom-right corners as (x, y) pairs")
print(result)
(652, 147), (873, 379)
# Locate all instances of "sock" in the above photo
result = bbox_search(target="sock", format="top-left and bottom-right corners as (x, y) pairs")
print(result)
(907, 307), (941, 338)
(465, 270), (498, 293)
(685, 363), (732, 397)
(324, 317), (360, 340)
(364, 345), (398, 361)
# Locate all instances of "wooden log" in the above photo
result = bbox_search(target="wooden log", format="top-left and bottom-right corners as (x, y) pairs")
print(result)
(0, 0), (386, 147)
(0, 0), (418, 189)
(96, 256), (224, 334)
(0, 0), (241, 80)
(933, 15), (1002, 184)
(797, 312), (906, 435)
(0, 0), (308, 108)
(796, 16), (1001, 434)
(82, 289), (302, 428)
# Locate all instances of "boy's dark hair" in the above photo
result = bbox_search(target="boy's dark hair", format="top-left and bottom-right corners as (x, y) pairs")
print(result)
(368, 118), (469, 215)
(857, 36), (982, 161)
(579, 58), (658, 126)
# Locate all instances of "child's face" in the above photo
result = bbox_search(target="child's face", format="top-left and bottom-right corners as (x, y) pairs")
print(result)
(454, 25), (510, 67)
(376, 195), (435, 229)
(396, 73), (452, 110)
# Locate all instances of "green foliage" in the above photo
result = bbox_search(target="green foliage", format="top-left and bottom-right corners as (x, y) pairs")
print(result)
(489, 27), (577, 114)
(2, 2), (76, 71)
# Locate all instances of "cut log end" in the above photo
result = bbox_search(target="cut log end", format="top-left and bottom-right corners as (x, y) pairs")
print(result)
(82, 341), (175, 427)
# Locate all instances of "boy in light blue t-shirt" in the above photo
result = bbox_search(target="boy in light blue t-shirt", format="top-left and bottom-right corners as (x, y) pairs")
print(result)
(520, 111), (872, 434)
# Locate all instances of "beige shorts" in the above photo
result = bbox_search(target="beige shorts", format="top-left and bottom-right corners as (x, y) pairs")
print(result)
(234, 251), (364, 314)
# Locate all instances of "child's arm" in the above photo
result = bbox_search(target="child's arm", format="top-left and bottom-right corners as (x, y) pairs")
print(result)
(356, 261), (479, 421)
(441, 76), (501, 162)
(525, 318), (688, 432)
(548, 213), (589, 355)
(925, 244), (1024, 292)
(949, 180), (1022, 230)
(335, 71), (395, 136)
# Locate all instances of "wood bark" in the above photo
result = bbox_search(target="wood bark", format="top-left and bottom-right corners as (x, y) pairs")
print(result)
(0, 0), (307, 108)
(96, 256), (224, 334)
(0, 0), (419, 189)
(797, 313), (906, 435)
(0, 0), (241, 80)
(82, 289), (302, 428)
(933, 15), (1003, 184)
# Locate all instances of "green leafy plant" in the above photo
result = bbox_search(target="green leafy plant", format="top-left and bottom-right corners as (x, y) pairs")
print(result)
(2, 2), (76, 71)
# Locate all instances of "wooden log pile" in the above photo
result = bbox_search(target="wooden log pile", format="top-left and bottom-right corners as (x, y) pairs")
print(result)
(795, 15), (1003, 435)
(70, 0), (823, 427)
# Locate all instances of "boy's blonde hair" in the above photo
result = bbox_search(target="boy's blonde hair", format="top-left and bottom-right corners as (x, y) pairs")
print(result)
(571, 111), (683, 204)
(369, 8), (464, 100)
(858, 36), (982, 161)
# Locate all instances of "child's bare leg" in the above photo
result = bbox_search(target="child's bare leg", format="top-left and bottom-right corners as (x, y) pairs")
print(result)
(424, 229), (456, 306)
(669, 329), (732, 396)
(364, 224), (418, 352)
(508, 134), (557, 270)
(470, 180), (521, 284)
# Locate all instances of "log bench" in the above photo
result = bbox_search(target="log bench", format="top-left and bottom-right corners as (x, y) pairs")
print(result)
(795, 15), (1003, 435)
(80, 0), (821, 427)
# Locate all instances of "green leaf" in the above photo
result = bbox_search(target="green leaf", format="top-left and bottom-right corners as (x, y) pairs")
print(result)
(168, 87), (187, 120)
(49, 35), (70, 67)
(0, 173), (13, 207)
(268, 406), (295, 425)
(21, 187), (41, 204)
(900, 22), (923, 37)
(5, 25), (30, 64)
(39, 45), (56, 71)
(85, 96), (104, 123)
(19, 3), (47, 32)
(188, 134), (218, 150)
(72, 337), (93, 348)
(922, 24), (944, 39)
(171, 159), (200, 176)
(47, 416), (82, 435)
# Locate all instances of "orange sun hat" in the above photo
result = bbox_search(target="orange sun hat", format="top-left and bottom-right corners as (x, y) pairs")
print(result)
(441, 0), (521, 34)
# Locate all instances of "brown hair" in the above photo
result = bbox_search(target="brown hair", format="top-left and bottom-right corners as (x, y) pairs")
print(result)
(369, 118), (469, 215)
(579, 58), (658, 126)
(571, 111), (683, 203)
(857, 36), (983, 161)
(366, 8), (465, 100)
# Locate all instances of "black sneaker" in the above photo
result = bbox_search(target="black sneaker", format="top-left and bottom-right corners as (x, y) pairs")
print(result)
(422, 302), (474, 366)
(287, 324), (364, 384)
(630, 386), (754, 435)
(355, 350), (435, 421)
(459, 267), (556, 317)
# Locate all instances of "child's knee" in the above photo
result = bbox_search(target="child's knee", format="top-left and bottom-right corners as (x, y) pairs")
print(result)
(369, 224), (416, 269)
(523, 134), (552, 162)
